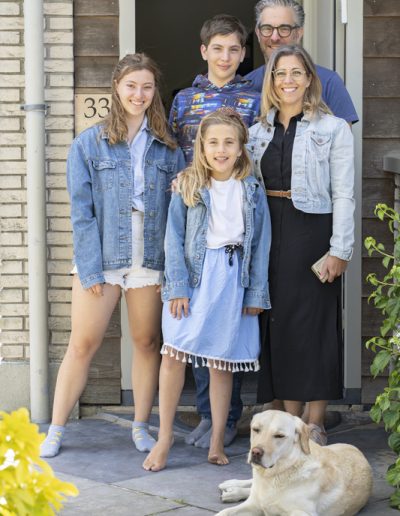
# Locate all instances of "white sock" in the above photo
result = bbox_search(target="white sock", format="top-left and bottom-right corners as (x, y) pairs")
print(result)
(132, 421), (156, 452)
(40, 424), (65, 458)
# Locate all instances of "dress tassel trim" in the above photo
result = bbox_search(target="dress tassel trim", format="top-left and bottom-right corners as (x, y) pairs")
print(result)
(160, 344), (260, 373)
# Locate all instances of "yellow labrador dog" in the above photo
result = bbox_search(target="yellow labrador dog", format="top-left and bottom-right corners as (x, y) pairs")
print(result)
(217, 410), (372, 516)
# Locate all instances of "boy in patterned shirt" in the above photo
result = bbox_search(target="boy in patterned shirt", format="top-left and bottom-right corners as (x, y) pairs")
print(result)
(169, 14), (260, 449)
(170, 14), (260, 164)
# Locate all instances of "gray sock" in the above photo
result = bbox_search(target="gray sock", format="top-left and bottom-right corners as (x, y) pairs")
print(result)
(40, 424), (65, 458)
(132, 421), (156, 452)
(184, 418), (212, 445)
(194, 424), (238, 449)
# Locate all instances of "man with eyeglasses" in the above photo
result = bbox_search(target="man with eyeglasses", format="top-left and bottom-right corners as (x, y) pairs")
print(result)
(245, 0), (358, 124)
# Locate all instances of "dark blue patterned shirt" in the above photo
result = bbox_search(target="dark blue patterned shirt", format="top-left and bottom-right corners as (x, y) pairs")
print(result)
(169, 74), (261, 164)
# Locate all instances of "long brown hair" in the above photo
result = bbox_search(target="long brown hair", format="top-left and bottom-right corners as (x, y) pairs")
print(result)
(102, 53), (177, 148)
(180, 108), (251, 207)
(260, 45), (331, 124)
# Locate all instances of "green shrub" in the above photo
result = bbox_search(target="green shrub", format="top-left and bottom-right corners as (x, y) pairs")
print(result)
(365, 203), (400, 509)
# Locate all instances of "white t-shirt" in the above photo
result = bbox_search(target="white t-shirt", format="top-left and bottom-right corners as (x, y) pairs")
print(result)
(206, 177), (245, 249)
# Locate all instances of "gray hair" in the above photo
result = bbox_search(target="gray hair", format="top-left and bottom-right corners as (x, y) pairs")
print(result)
(254, 0), (305, 28)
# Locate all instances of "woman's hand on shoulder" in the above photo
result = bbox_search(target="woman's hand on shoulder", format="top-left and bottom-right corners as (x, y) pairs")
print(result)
(87, 283), (104, 296)
(171, 170), (186, 193)
(320, 255), (348, 283)
(243, 307), (264, 316)
(169, 297), (190, 319)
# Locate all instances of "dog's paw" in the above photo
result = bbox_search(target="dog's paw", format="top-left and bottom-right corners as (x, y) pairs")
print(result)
(219, 479), (239, 491)
(220, 487), (249, 503)
(221, 487), (240, 503)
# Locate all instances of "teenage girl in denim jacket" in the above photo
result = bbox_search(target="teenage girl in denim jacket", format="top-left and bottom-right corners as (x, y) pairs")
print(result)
(248, 45), (355, 446)
(41, 54), (185, 458)
(143, 109), (271, 472)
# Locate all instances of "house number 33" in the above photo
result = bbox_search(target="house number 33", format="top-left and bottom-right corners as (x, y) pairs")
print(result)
(84, 97), (110, 119)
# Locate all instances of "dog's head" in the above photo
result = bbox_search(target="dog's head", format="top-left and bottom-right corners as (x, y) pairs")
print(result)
(248, 410), (310, 472)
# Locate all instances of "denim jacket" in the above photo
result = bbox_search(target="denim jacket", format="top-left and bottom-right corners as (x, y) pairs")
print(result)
(161, 176), (271, 309)
(67, 124), (186, 289)
(248, 109), (355, 260)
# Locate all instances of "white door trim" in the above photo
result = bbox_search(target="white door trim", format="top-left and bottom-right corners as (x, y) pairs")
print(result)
(296, 0), (363, 397)
(119, 0), (136, 391)
(343, 0), (363, 394)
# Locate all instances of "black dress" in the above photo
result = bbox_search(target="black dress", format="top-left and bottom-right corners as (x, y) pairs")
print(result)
(257, 114), (343, 403)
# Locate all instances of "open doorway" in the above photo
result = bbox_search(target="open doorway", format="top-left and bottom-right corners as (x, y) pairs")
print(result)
(120, 0), (363, 406)
(120, 1), (261, 405)
(135, 0), (262, 111)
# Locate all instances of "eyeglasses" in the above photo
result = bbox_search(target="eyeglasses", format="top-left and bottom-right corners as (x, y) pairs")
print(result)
(273, 68), (308, 80)
(258, 24), (299, 38)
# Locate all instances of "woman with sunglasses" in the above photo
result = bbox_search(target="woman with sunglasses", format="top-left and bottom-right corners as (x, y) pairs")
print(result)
(248, 45), (355, 445)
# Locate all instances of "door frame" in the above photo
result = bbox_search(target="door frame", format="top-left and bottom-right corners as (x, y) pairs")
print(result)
(119, 0), (364, 403)
(304, 0), (363, 401)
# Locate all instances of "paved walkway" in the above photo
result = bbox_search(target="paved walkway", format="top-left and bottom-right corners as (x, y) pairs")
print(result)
(40, 412), (397, 515)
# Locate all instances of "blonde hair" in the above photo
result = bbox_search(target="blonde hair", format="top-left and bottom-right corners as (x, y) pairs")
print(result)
(102, 53), (177, 148)
(179, 108), (251, 207)
(260, 45), (331, 124)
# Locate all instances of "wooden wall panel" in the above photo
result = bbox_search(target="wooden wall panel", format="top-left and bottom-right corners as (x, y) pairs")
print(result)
(362, 298), (385, 337)
(81, 378), (121, 404)
(73, 1), (121, 405)
(362, 178), (395, 217)
(87, 339), (121, 379)
(75, 0), (119, 15)
(74, 17), (119, 57)
(362, 376), (388, 404)
(362, 138), (400, 178)
(361, 1), (400, 403)
(75, 56), (117, 89)
(364, 18), (400, 57)
(364, 0), (400, 16)
(74, 4), (119, 92)
(363, 99), (400, 138)
(364, 58), (400, 97)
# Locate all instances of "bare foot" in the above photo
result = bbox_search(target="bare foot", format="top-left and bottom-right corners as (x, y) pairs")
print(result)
(142, 436), (173, 472)
(208, 437), (229, 465)
(208, 450), (229, 465)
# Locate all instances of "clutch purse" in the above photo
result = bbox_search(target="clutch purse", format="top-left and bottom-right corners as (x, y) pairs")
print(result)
(311, 252), (329, 283)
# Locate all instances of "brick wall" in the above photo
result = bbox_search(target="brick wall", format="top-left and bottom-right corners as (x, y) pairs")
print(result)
(0, 1), (74, 363)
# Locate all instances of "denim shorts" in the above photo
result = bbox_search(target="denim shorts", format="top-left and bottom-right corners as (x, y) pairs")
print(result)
(72, 211), (163, 290)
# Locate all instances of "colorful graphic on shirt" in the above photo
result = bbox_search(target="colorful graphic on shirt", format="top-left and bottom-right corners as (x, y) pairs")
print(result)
(169, 75), (261, 164)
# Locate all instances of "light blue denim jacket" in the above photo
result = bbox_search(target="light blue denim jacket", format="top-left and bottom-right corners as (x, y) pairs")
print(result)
(161, 176), (271, 309)
(248, 109), (355, 260)
(67, 124), (186, 289)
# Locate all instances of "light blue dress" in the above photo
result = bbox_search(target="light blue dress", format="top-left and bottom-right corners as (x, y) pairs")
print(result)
(161, 179), (260, 373)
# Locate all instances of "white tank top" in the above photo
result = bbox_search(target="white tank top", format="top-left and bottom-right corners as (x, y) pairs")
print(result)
(206, 177), (245, 249)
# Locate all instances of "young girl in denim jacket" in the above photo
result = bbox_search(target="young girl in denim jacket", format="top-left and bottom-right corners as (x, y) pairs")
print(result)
(143, 109), (271, 472)
(41, 54), (185, 458)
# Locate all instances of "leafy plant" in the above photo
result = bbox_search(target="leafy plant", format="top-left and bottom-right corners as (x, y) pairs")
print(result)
(0, 408), (78, 515)
(365, 203), (400, 509)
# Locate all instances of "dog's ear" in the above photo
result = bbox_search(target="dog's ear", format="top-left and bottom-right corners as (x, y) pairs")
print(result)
(295, 417), (310, 455)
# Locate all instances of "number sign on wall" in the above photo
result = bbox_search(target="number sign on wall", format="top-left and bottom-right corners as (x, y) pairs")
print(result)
(74, 94), (112, 135)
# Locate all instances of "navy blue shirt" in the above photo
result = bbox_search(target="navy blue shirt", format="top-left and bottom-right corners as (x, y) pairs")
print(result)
(245, 64), (358, 124)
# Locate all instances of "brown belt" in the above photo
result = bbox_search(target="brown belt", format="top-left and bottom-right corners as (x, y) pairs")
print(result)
(266, 189), (292, 199)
